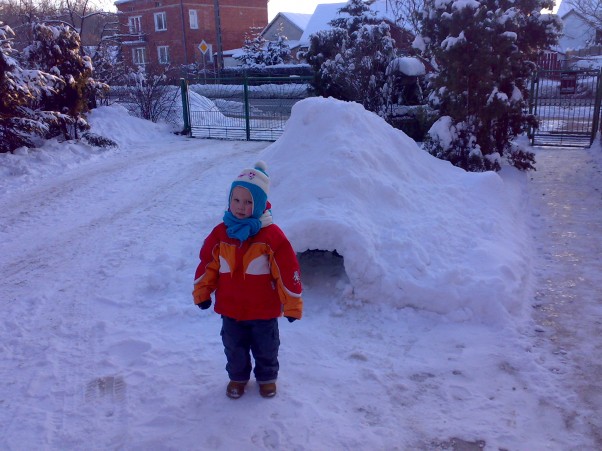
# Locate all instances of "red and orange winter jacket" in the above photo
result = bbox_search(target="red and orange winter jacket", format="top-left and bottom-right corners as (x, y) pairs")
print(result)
(193, 222), (303, 321)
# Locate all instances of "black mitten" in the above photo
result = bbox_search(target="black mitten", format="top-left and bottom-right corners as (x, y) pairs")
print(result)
(198, 299), (212, 310)
(285, 316), (296, 323)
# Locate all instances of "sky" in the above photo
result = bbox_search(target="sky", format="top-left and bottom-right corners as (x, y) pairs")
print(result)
(268, 0), (344, 20)
(1, 94), (600, 449)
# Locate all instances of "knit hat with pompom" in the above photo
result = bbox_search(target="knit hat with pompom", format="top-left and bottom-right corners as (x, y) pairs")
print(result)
(229, 161), (270, 219)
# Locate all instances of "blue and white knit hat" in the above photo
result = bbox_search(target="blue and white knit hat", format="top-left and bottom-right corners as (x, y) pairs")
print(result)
(229, 161), (270, 219)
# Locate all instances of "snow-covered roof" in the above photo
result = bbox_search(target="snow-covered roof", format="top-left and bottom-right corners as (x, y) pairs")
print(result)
(278, 12), (312, 31)
(299, 3), (347, 46)
(556, 0), (574, 18)
(298, 1), (399, 47)
(370, 0), (399, 22)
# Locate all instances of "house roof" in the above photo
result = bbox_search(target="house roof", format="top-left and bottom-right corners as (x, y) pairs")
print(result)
(298, 1), (399, 47)
(262, 12), (312, 39)
(370, 0), (400, 22)
(299, 3), (347, 46)
(278, 12), (313, 31)
(556, 0), (574, 18)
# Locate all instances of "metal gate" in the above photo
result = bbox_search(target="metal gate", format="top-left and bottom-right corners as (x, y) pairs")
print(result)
(181, 76), (313, 141)
(529, 69), (602, 147)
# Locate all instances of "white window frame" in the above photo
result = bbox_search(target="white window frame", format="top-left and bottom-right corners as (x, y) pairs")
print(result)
(132, 47), (147, 65)
(154, 12), (167, 31)
(157, 46), (170, 65)
(189, 10), (198, 29)
(128, 16), (142, 34)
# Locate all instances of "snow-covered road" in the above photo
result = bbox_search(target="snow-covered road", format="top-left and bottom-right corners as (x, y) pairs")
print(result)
(0, 137), (269, 448)
(1, 113), (601, 449)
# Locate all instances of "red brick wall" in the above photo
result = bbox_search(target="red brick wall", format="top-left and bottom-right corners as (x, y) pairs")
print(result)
(117, 0), (267, 69)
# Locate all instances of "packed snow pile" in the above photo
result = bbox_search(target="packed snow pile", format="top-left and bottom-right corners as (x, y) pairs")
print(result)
(262, 97), (531, 324)
(388, 56), (426, 76)
(185, 90), (231, 126)
(88, 104), (172, 147)
(0, 105), (168, 195)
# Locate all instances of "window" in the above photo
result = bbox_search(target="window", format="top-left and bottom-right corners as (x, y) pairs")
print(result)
(128, 16), (142, 34)
(157, 46), (170, 65)
(189, 10), (198, 29)
(154, 12), (167, 31)
(132, 47), (147, 65)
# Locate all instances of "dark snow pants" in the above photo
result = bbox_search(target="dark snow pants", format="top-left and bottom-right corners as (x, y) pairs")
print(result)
(220, 316), (280, 383)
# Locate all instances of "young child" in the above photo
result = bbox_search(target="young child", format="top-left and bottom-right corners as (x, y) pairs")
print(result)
(193, 161), (303, 399)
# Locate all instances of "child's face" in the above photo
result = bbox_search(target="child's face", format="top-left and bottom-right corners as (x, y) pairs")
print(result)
(230, 186), (253, 219)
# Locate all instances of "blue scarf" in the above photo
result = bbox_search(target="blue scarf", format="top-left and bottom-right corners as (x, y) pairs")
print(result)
(223, 211), (262, 243)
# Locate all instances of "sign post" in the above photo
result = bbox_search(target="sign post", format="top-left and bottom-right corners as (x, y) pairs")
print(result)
(198, 40), (209, 82)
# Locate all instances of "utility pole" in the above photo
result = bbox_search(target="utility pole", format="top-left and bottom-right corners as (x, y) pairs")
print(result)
(179, 0), (189, 66)
(213, 0), (224, 71)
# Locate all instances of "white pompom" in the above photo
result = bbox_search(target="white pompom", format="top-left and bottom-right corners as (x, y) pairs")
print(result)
(255, 161), (268, 172)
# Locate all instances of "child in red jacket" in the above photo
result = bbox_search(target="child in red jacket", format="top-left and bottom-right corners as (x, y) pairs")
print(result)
(193, 161), (303, 399)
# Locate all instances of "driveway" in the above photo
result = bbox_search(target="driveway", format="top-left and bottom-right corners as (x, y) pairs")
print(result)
(528, 145), (602, 446)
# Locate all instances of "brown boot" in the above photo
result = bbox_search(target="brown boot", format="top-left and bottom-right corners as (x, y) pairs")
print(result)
(226, 381), (247, 399)
(259, 382), (277, 398)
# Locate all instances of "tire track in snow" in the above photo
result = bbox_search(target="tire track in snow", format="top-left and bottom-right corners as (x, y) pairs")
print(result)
(0, 137), (268, 448)
(0, 139), (254, 283)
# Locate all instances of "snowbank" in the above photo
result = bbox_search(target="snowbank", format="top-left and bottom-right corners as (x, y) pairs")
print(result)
(0, 105), (169, 195)
(262, 97), (531, 324)
(88, 104), (172, 147)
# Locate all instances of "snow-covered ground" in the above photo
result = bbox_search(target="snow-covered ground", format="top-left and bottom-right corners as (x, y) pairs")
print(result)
(0, 98), (600, 450)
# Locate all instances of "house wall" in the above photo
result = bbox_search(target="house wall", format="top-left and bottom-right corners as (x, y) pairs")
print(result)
(558, 11), (595, 52)
(262, 16), (302, 41)
(117, 0), (268, 69)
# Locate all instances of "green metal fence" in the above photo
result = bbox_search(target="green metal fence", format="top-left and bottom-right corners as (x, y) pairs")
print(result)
(180, 76), (314, 141)
(529, 69), (602, 147)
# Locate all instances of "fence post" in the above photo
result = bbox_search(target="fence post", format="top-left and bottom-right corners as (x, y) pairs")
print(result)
(592, 68), (602, 145)
(528, 71), (538, 146)
(243, 76), (251, 141)
(180, 78), (191, 136)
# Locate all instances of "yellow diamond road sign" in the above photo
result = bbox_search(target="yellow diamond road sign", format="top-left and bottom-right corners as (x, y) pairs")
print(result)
(198, 40), (209, 54)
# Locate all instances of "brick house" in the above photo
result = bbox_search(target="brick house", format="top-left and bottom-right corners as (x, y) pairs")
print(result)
(114, 0), (268, 69)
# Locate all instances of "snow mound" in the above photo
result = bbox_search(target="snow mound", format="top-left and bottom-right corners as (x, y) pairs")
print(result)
(261, 97), (531, 325)
(0, 105), (170, 194)
(88, 104), (172, 147)
(186, 90), (232, 126)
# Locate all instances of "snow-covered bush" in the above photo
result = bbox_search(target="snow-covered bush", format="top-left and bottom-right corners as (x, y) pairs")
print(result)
(24, 22), (108, 141)
(265, 35), (291, 66)
(305, 0), (399, 117)
(82, 131), (117, 147)
(0, 22), (61, 153)
(418, 0), (562, 171)
(236, 29), (267, 67)
(120, 66), (180, 124)
(91, 42), (125, 91)
(236, 28), (291, 67)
